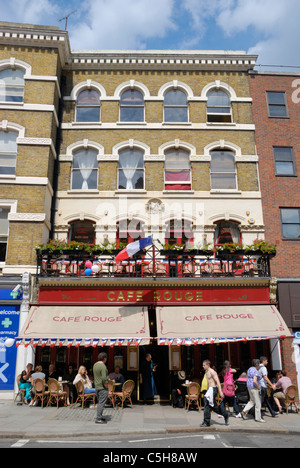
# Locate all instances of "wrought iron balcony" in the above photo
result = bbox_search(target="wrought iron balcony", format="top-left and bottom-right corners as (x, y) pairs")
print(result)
(36, 247), (275, 279)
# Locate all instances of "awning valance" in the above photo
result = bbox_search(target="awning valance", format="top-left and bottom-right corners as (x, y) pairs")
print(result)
(17, 305), (150, 347)
(156, 305), (292, 345)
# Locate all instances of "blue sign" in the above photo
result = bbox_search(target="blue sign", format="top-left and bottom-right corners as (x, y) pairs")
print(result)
(293, 330), (300, 345)
(0, 305), (20, 390)
(0, 288), (23, 301)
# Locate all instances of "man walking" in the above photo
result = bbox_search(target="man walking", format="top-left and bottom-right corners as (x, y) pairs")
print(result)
(259, 356), (277, 418)
(93, 352), (109, 424)
(200, 360), (229, 427)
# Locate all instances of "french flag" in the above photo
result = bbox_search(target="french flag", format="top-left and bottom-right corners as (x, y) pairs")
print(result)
(115, 236), (153, 262)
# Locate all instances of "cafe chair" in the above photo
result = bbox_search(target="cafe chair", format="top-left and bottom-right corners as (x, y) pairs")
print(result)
(284, 385), (299, 414)
(31, 378), (49, 408)
(46, 378), (67, 408)
(114, 379), (135, 408)
(107, 379), (116, 408)
(185, 382), (201, 412)
(73, 380), (96, 409)
(14, 374), (26, 404)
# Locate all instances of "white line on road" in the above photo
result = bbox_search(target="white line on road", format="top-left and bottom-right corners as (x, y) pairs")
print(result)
(128, 434), (216, 443)
(11, 439), (30, 448)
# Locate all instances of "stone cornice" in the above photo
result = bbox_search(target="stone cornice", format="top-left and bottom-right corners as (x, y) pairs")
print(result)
(0, 23), (257, 72)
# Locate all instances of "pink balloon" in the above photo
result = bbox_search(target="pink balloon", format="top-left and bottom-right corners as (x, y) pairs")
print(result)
(85, 260), (92, 268)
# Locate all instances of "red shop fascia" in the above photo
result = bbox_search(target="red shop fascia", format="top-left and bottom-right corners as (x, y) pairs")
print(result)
(34, 277), (275, 370)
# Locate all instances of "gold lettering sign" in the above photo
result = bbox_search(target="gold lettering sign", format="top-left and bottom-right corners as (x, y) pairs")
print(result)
(106, 289), (204, 303)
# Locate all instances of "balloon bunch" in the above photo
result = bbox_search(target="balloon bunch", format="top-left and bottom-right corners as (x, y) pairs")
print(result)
(84, 260), (100, 275)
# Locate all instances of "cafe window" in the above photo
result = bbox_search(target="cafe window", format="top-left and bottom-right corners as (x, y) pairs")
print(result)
(76, 89), (100, 122)
(117, 219), (144, 246)
(69, 220), (95, 244)
(214, 220), (241, 247)
(164, 89), (188, 123)
(71, 148), (98, 190)
(210, 150), (237, 190)
(165, 219), (193, 247)
(0, 68), (25, 103)
(120, 89), (144, 122)
(206, 89), (232, 123)
(164, 149), (191, 191)
(118, 148), (144, 190)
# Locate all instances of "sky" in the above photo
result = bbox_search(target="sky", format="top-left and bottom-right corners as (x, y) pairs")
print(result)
(1, 0), (299, 69)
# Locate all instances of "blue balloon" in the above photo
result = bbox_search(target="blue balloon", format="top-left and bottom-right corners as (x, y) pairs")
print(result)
(84, 268), (92, 276)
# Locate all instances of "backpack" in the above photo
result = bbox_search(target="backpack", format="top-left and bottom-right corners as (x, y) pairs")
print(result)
(223, 382), (235, 397)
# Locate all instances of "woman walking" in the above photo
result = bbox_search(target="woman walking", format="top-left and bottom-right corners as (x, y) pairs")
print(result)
(242, 359), (265, 423)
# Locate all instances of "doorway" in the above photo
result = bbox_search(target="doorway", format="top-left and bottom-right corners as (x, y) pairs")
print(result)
(139, 344), (170, 401)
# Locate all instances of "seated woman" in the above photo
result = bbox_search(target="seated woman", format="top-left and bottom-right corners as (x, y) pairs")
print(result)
(19, 363), (33, 404)
(73, 365), (97, 402)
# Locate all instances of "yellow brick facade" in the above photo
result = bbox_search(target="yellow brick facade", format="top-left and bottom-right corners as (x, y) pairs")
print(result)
(0, 22), (262, 272)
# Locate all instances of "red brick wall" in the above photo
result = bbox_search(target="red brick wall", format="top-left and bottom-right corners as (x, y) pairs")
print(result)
(249, 73), (300, 278)
(280, 335), (298, 387)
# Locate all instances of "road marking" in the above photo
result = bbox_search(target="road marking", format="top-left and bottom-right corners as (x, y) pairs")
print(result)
(36, 439), (119, 444)
(11, 439), (30, 448)
(129, 434), (216, 443)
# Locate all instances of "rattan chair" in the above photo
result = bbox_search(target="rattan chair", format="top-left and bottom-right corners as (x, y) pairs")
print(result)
(185, 382), (201, 411)
(31, 378), (49, 408)
(107, 379), (116, 408)
(284, 385), (299, 414)
(46, 378), (67, 408)
(14, 374), (26, 404)
(73, 380), (96, 409)
(114, 380), (135, 408)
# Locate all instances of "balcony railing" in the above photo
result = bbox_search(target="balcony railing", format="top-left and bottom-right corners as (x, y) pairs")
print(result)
(36, 248), (275, 279)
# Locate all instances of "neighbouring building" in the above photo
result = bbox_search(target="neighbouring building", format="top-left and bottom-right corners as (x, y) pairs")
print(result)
(249, 70), (300, 391)
(0, 22), (293, 401)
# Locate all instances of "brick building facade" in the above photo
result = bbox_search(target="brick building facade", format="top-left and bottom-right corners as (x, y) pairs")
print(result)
(0, 22), (294, 399)
(249, 71), (300, 390)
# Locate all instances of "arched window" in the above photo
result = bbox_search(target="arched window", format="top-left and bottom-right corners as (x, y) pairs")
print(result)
(76, 89), (100, 122)
(0, 68), (25, 102)
(210, 150), (237, 190)
(117, 219), (144, 246)
(214, 221), (241, 247)
(164, 148), (191, 190)
(0, 130), (17, 175)
(120, 89), (144, 122)
(165, 219), (193, 247)
(71, 148), (98, 190)
(206, 89), (231, 123)
(118, 148), (144, 190)
(164, 89), (188, 122)
(69, 220), (95, 244)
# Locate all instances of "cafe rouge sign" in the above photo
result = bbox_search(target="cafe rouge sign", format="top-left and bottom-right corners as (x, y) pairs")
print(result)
(38, 285), (270, 305)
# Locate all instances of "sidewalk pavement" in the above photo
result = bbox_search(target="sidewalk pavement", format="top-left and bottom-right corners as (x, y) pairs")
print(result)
(0, 399), (300, 439)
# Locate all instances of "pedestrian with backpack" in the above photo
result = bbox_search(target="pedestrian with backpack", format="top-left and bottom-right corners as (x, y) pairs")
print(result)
(220, 360), (242, 418)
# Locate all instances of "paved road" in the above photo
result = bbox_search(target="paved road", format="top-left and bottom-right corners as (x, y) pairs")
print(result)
(3, 431), (299, 450)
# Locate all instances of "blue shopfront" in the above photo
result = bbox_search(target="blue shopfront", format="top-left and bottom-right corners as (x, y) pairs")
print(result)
(0, 288), (22, 391)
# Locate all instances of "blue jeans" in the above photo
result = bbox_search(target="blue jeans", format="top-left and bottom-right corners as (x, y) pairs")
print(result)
(220, 395), (240, 415)
(84, 388), (97, 396)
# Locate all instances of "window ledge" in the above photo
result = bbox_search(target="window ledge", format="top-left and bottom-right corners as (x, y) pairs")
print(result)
(0, 174), (16, 180)
(72, 121), (102, 126)
(115, 189), (147, 194)
(210, 189), (242, 194)
(163, 190), (194, 194)
(67, 189), (99, 194)
(116, 121), (147, 126)
(206, 121), (235, 126)
(162, 122), (191, 126)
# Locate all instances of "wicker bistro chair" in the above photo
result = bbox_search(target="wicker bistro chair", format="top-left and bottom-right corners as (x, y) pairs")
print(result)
(14, 374), (26, 404)
(107, 380), (116, 408)
(31, 378), (49, 408)
(46, 378), (67, 408)
(185, 382), (201, 412)
(114, 380), (135, 408)
(284, 385), (299, 414)
(73, 380), (96, 409)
